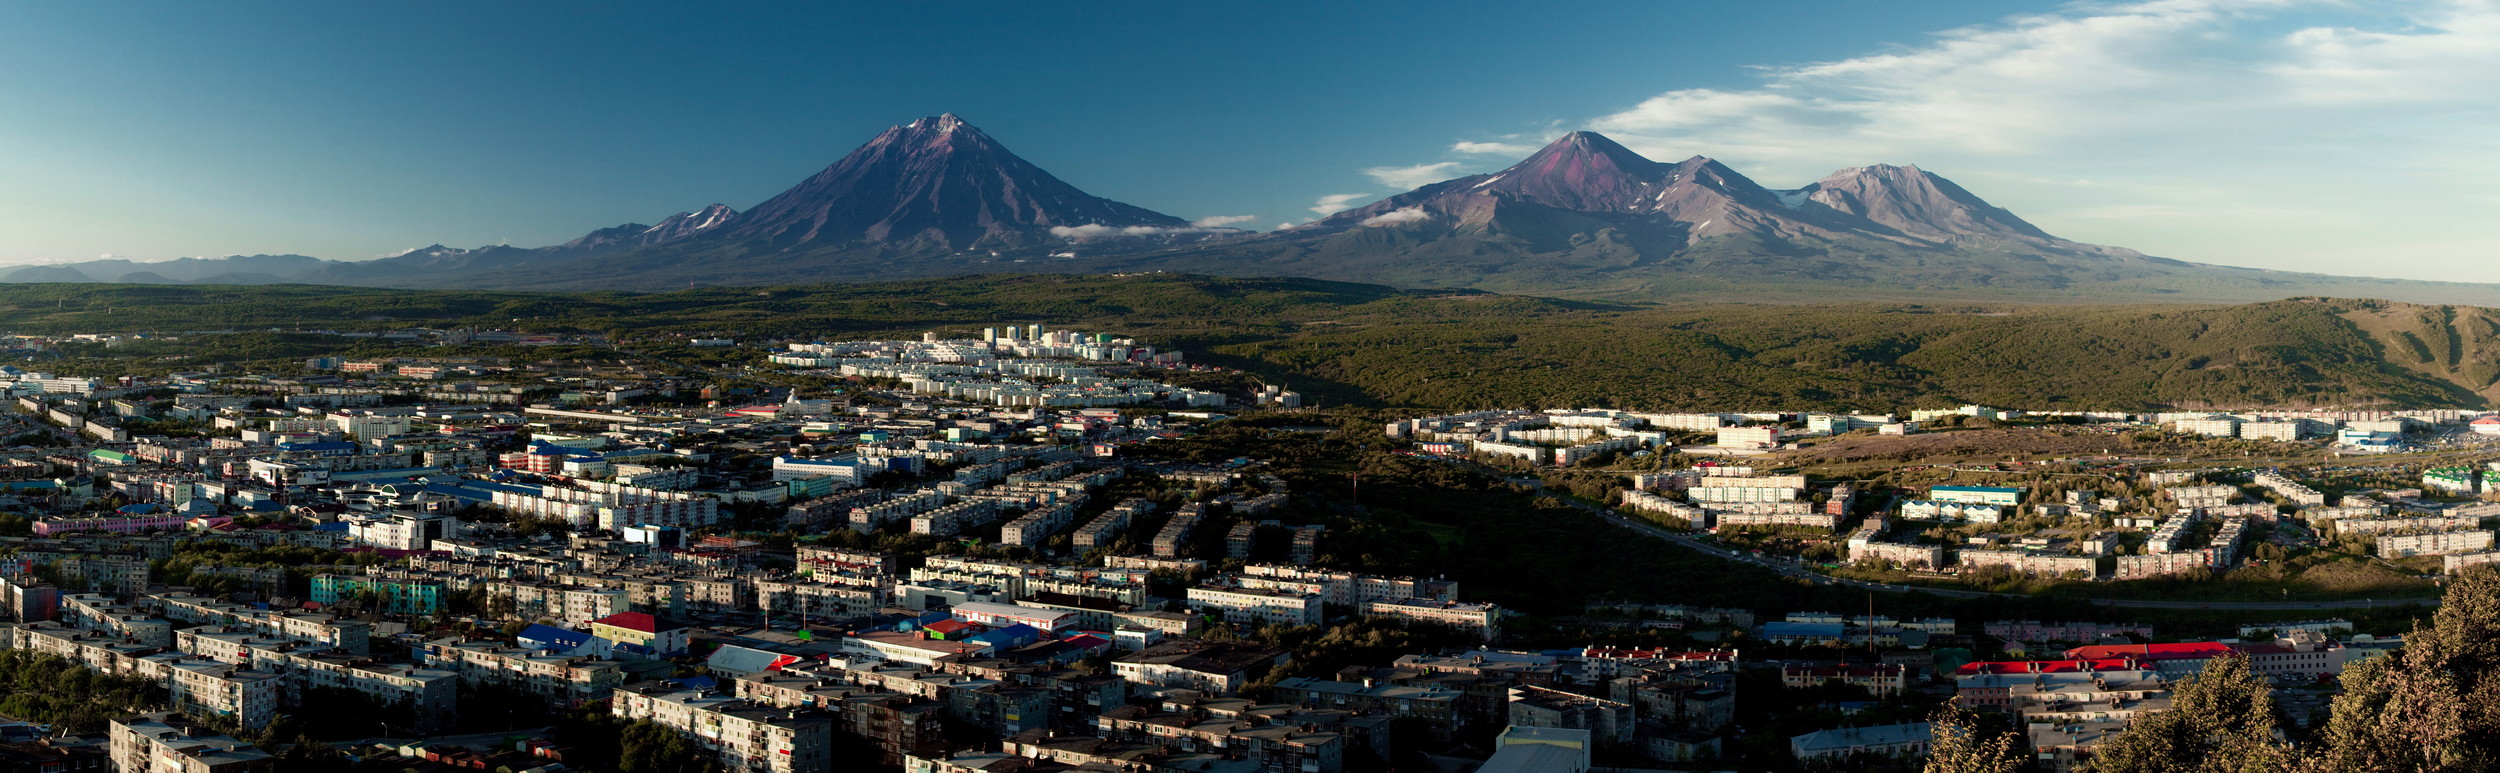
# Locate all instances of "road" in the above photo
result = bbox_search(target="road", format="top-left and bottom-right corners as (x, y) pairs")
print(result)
(1499, 470), (2446, 612)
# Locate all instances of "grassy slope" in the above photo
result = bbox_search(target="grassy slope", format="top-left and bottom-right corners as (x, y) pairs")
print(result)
(0, 276), (2491, 411)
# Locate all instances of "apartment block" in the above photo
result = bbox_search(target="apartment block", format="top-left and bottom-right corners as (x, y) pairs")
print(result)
(108, 714), (273, 773)
(2379, 529), (2496, 558)
(1189, 584), (1324, 627)
(1360, 597), (1501, 641)
(611, 684), (835, 773)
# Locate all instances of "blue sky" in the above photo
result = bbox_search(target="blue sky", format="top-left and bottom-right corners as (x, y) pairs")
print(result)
(3, 1), (2497, 280)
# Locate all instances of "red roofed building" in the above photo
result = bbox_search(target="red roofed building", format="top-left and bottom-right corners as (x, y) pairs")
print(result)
(921, 619), (982, 640)
(591, 612), (691, 657)
(2474, 415), (2500, 436)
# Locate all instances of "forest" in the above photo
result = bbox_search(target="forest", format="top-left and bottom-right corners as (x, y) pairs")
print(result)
(1, 275), (2497, 412)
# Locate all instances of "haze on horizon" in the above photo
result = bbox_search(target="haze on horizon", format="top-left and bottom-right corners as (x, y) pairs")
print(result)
(3, 0), (2496, 283)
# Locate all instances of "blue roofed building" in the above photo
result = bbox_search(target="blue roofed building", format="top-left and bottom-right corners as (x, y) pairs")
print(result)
(517, 624), (591, 653)
(1758, 621), (1847, 646)
(963, 623), (1042, 650)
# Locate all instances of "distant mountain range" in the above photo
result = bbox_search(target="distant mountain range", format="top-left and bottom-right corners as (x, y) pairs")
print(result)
(11, 114), (2497, 305)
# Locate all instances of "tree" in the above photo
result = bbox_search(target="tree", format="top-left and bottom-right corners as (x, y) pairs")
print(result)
(1925, 706), (2024, 773)
(2082, 655), (2292, 773)
(2313, 565), (2500, 772)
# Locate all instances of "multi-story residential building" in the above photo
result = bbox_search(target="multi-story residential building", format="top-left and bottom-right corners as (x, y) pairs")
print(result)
(31, 512), (186, 536)
(2335, 515), (2480, 536)
(1071, 499), (1151, 550)
(1236, 564), (1460, 606)
(1958, 549), (2099, 579)
(2172, 416), (2241, 437)
(175, 627), (458, 731)
(1782, 664), (1909, 697)
(755, 578), (882, 622)
(58, 593), (171, 647)
(997, 504), (1076, 547)
(611, 684), (835, 773)
(1850, 539), (1946, 570)
(2445, 549), (2500, 573)
(1899, 500), (2005, 523)
(2254, 471), (2326, 506)
(1981, 620), (2154, 643)
(420, 638), (626, 708)
(1111, 641), (1291, 695)
(156, 656), (287, 731)
(1714, 426), (1779, 449)
(1273, 675), (1464, 730)
(1151, 506), (1204, 558)
(1360, 597), (1501, 641)
(108, 714), (273, 773)
(1712, 509), (1845, 530)
(492, 582), (629, 627)
(2114, 550), (2218, 580)
(2379, 529), (2497, 558)
(1189, 584), (1324, 627)
(734, 676), (951, 766)
(1094, 704), (1347, 773)
(1507, 684), (1634, 748)
(309, 574), (444, 614)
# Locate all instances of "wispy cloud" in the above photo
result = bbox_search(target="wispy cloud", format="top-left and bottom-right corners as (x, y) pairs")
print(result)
(1310, 193), (1373, 216)
(1359, 206), (1431, 227)
(1050, 223), (1240, 239)
(1556, 0), (2500, 277)
(1451, 140), (1538, 155)
(1362, 162), (1464, 190)
(1190, 215), (1258, 228)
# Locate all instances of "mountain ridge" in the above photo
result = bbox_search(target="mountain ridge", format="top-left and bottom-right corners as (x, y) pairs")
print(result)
(4, 118), (2495, 306)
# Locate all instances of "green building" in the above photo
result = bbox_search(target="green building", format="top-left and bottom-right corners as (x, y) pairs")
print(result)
(310, 574), (446, 614)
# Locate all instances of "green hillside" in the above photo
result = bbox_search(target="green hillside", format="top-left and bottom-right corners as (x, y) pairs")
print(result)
(0, 276), (2490, 412)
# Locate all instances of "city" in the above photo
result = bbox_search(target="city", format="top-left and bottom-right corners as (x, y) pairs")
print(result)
(13, 3), (2500, 771)
(0, 319), (2480, 772)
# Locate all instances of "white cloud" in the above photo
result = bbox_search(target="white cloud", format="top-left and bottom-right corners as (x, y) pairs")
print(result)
(1190, 215), (1258, 228)
(1560, 0), (2500, 279)
(1359, 206), (1431, 227)
(1362, 162), (1464, 190)
(1275, 221), (1299, 230)
(97, 253), (118, 260)
(1050, 223), (1245, 240)
(1310, 193), (1374, 216)
(1451, 140), (1539, 155)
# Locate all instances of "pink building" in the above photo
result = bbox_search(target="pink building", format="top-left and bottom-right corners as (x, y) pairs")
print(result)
(33, 512), (187, 535)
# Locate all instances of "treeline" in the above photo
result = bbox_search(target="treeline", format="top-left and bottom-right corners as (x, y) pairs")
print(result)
(0, 651), (167, 732)
(6, 275), (2488, 411)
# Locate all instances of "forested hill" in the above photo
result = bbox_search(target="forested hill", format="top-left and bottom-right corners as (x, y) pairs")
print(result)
(0, 275), (2491, 412)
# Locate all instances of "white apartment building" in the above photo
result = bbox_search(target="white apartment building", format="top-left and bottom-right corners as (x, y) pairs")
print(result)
(109, 715), (273, 773)
(2173, 416), (2241, 437)
(1715, 426), (1780, 449)
(1189, 585), (1324, 627)
(1361, 597), (1501, 641)
(329, 411), (413, 440)
(2379, 529), (2497, 558)
(611, 685), (835, 773)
